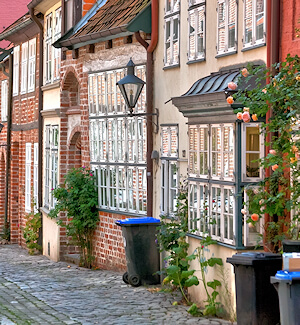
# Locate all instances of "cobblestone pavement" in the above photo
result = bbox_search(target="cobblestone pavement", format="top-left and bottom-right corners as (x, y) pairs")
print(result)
(0, 245), (235, 325)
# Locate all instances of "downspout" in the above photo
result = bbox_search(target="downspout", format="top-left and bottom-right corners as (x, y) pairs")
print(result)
(4, 54), (13, 231)
(29, 7), (44, 245)
(135, 0), (158, 218)
(264, 0), (280, 248)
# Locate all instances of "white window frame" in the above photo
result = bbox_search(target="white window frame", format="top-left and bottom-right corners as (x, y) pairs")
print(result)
(53, 7), (61, 81)
(28, 38), (36, 92)
(243, 0), (266, 48)
(161, 160), (179, 216)
(45, 13), (53, 84)
(21, 42), (29, 94)
(44, 125), (59, 209)
(243, 187), (264, 246)
(1, 79), (8, 121)
(188, 3), (205, 62)
(242, 123), (264, 182)
(189, 181), (235, 245)
(25, 143), (32, 212)
(13, 46), (20, 96)
(34, 143), (38, 211)
(164, 0), (180, 67)
(89, 66), (147, 214)
(217, 0), (237, 55)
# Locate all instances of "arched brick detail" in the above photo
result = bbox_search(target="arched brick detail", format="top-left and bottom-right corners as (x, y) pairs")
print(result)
(68, 129), (82, 170)
(61, 66), (82, 91)
(68, 126), (82, 148)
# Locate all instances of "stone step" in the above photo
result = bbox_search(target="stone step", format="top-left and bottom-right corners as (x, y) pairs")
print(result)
(63, 253), (81, 266)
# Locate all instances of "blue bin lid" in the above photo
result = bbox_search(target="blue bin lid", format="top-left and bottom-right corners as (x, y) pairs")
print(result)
(275, 270), (300, 280)
(115, 217), (161, 226)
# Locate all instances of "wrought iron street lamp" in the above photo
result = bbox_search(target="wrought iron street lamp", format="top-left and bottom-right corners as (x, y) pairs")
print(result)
(116, 58), (145, 115)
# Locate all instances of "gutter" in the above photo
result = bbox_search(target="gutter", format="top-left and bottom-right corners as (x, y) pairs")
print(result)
(134, 0), (158, 217)
(0, 18), (32, 42)
(264, 0), (280, 247)
(56, 25), (129, 49)
(29, 7), (44, 246)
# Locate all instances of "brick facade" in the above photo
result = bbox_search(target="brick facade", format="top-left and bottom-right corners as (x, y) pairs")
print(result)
(280, 0), (300, 59)
(58, 36), (146, 270)
(0, 34), (40, 247)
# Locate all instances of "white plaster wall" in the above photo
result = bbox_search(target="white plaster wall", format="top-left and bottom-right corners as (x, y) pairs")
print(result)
(83, 44), (147, 73)
(43, 87), (61, 110)
(67, 114), (81, 142)
(42, 213), (60, 262)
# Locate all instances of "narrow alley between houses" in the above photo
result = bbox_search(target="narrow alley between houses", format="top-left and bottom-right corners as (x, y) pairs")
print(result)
(0, 245), (234, 325)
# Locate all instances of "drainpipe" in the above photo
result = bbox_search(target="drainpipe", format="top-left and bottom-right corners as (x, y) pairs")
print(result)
(264, 0), (280, 248)
(4, 54), (13, 230)
(29, 7), (44, 245)
(135, 0), (158, 218)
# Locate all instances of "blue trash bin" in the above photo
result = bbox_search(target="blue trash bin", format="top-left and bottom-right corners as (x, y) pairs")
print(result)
(115, 217), (161, 287)
(271, 270), (300, 325)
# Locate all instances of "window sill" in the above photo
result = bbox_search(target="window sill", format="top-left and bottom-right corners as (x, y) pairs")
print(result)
(241, 42), (266, 52)
(215, 50), (237, 59)
(163, 64), (180, 70)
(42, 80), (60, 92)
(187, 57), (205, 65)
(40, 206), (50, 215)
(97, 207), (147, 217)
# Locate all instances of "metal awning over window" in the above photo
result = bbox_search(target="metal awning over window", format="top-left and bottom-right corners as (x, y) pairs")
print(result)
(172, 63), (264, 124)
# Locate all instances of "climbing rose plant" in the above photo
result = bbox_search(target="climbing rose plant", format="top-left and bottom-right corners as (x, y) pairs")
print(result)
(49, 167), (99, 268)
(230, 55), (300, 251)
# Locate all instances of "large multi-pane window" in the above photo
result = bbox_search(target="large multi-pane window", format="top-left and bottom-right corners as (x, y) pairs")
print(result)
(188, 124), (235, 244)
(161, 125), (179, 216)
(164, 0), (180, 67)
(1, 79), (8, 121)
(25, 143), (32, 212)
(45, 7), (61, 84)
(188, 1), (205, 62)
(13, 45), (20, 96)
(217, 0), (237, 55)
(244, 0), (265, 48)
(89, 66), (147, 214)
(44, 125), (58, 209)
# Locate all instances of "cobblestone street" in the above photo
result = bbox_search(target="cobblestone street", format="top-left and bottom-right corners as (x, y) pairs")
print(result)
(0, 245), (235, 325)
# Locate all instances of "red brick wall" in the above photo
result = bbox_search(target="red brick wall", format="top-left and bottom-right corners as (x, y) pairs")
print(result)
(82, 0), (98, 17)
(280, 0), (300, 60)
(8, 34), (40, 247)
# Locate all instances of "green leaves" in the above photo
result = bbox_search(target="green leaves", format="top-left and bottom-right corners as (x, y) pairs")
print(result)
(49, 167), (99, 268)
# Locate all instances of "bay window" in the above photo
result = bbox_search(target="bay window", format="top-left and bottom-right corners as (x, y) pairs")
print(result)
(217, 0), (237, 55)
(89, 66), (147, 214)
(188, 124), (235, 244)
(161, 125), (179, 216)
(188, 2), (205, 62)
(164, 0), (180, 67)
(244, 0), (265, 48)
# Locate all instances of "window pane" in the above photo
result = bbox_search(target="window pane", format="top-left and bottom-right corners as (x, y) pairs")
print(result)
(256, 0), (264, 41)
(211, 127), (221, 177)
(197, 7), (205, 55)
(218, 2), (226, 52)
(165, 20), (171, 65)
(228, 0), (236, 49)
(189, 184), (198, 231)
(223, 126), (234, 178)
(246, 126), (260, 178)
(189, 11), (196, 59)
(189, 128), (198, 174)
(211, 186), (221, 237)
(173, 18), (179, 63)
(245, 0), (253, 44)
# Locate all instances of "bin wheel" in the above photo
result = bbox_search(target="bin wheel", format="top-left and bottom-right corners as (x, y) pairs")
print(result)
(122, 272), (129, 284)
(128, 274), (141, 287)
